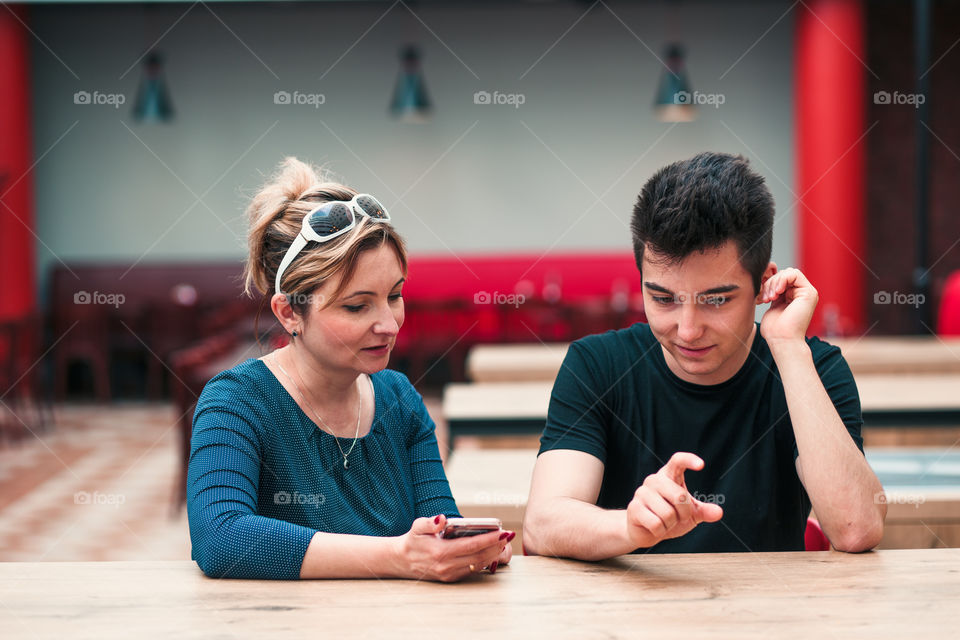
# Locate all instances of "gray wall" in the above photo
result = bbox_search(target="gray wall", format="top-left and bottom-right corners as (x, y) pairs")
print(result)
(30, 0), (796, 298)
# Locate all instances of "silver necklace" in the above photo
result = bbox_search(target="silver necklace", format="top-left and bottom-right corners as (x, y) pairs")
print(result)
(274, 357), (363, 470)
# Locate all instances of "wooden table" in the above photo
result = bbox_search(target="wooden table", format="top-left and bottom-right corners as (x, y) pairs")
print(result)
(444, 373), (960, 439)
(0, 551), (956, 638)
(466, 342), (570, 382)
(446, 447), (960, 551)
(446, 449), (537, 552)
(466, 336), (960, 382)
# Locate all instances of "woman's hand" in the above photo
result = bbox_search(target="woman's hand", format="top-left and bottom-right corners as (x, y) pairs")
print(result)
(495, 537), (514, 570)
(394, 515), (513, 582)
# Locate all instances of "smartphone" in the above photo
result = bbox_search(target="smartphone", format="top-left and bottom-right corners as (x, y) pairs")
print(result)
(440, 517), (502, 539)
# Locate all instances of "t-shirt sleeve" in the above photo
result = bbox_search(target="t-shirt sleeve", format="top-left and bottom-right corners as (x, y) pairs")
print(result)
(796, 340), (865, 458)
(401, 379), (461, 520)
(538, 339), (610, 463)
(187, 376), (316, 580)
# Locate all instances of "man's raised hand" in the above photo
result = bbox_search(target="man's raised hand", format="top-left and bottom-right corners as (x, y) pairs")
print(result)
(625, 452), (724, 549)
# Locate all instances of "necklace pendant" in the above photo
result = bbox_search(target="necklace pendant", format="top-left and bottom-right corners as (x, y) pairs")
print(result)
(343, 458), (350, 470)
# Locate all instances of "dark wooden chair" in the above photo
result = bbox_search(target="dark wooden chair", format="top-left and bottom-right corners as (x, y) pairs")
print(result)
(1, 314), (52, 443)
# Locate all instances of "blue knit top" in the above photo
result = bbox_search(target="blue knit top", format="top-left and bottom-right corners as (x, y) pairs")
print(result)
(187, 359), (460, 579)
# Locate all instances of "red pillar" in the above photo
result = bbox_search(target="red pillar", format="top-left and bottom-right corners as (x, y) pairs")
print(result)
(0, 6), (37, 321)
(796, 0), (866, 336)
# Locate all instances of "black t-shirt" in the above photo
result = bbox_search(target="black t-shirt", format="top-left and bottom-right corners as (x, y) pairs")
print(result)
(538, 322), (863, 553)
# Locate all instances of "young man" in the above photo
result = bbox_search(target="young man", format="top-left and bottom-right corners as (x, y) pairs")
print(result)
(523, 152), (885, 559)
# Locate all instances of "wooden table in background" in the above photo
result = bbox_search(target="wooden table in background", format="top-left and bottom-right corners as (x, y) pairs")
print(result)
(446, 448), (960, 551)
(466, 336), (960, 383)
(444, 373), (960, 439)
(446, 448), (536, 552)
(1, 551), (957, 638)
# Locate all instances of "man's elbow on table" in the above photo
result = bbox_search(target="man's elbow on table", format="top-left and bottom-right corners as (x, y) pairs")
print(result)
(522, 499), (587, 559)
(829, 513), (885, 553)
(521, 505), (551, 557)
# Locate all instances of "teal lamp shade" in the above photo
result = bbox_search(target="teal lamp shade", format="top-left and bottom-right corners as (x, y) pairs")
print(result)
(654, 44), (696, 123)
(133, 52), (174, 123)
(390, 45), (432, 123)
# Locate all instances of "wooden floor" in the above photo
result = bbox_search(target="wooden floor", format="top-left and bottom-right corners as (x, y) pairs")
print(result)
(0, 404), (190, 561)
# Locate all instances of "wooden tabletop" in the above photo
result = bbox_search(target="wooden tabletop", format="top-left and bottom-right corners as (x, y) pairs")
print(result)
(443, 374), (960, 430)
(467, 342), (569, 382)
(445, 447), (960, 550)
(466, 336), (960, 382)
(1, 551), (956, 638)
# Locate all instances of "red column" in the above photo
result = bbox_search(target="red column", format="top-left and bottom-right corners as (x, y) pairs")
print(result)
(0, 6), (37, 321)
(796, 0), (866, 336)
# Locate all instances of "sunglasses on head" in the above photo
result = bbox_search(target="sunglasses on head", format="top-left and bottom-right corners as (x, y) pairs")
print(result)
(274, 193), (391, 296)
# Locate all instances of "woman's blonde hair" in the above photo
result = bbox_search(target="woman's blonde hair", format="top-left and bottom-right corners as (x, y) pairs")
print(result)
(243, 157), (408, 315)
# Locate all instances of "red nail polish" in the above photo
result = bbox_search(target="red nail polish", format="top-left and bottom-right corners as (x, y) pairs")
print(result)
(507, 532), (516, 542)
(434, 515), (441, 525)
(499, 531), (509, 540)
(490, 561), (498, 574)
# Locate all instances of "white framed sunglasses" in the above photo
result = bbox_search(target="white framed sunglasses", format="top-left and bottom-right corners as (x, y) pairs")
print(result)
(274, 193), (391, 295)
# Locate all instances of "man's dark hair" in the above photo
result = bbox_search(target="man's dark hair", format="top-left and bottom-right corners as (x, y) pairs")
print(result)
(631, 152), (774, 293)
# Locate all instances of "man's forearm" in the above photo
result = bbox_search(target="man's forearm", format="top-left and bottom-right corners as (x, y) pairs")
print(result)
(771, 340), (885, 551)
(524, 497), (637, 561)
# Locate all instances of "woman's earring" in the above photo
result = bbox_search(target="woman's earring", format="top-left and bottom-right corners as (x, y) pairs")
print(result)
(291, 330), (298, 338)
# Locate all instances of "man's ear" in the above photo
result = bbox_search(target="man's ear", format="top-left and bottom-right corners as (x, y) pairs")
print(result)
(756, 262), (778, 304)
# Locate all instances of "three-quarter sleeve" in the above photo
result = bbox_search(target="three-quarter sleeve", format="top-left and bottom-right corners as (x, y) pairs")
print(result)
(187, 391), (316, 579)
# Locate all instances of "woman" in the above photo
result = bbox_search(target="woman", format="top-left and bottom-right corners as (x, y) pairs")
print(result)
(187, 157), (513, 580)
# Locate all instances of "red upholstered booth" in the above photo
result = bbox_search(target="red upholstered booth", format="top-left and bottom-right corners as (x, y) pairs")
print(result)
(396, 252), (646, 382)
(936, 271), (960, 336)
